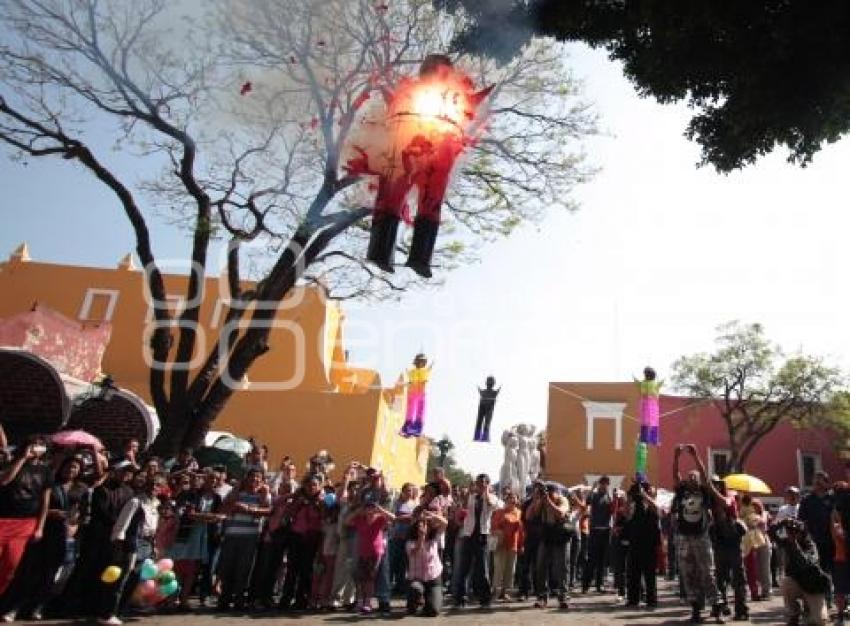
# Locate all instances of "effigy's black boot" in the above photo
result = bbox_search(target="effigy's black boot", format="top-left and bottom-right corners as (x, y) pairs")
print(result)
(367, 212), (400, 273)
(405, 215), (439, 278)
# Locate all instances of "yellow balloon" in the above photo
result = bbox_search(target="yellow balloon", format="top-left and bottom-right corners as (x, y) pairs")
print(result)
(101, 565), (122, 584)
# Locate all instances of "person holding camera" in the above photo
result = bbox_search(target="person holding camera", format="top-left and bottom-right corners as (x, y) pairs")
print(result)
(582, 475), (613, 594)
(0, 436), (52, 597)
(452, 473), (501, 609)
(345, 492), (396, 615)
(673, 444), (726, 624)
(775, 517), (830, 625)
(709, 477), (748, 620)
(625, 475), (661, 609)
(405, 511), (448, 616)
(517, 480), (546, 600)
(610, 488), (631, 601)
(527, 481), (573, 610)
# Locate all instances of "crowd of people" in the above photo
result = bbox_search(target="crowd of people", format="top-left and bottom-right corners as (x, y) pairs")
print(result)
(0, 433), (846, 625)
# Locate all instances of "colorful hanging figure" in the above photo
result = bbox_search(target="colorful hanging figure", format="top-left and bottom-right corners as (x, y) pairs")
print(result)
(401, 353), (432, 437)
(636, 366), (663, 445)
(344, 54), (493, 278)
(473, 376), (500, 442)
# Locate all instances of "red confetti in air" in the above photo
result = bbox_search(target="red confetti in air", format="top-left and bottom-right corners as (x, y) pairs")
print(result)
(239, 81), (252, 96)
(310, 117), (319, 130)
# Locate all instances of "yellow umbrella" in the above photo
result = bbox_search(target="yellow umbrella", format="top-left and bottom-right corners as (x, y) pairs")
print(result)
(722, 473), (772, 495)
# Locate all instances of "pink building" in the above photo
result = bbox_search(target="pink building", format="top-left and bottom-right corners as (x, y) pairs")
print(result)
(546, 382), (846, 497)
(657, 395), (846, 494)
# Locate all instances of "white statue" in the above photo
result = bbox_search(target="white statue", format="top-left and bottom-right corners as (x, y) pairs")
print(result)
(529, 435), (541, 480)
(515, 424), (541, 482)
(500, 429), (520, 495)
(515, 429), (530, 496)
(516, 423), (540, 495)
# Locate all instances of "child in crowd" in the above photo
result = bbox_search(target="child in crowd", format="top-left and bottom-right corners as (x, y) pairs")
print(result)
(154, 499), (177, 558)
(346, 493), (395, 614)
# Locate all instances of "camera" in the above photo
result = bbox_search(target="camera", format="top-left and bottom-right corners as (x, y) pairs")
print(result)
(774, 517), (805, 542)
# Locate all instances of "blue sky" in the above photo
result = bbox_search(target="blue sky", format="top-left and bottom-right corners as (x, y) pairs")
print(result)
(4, 43), (850, 476)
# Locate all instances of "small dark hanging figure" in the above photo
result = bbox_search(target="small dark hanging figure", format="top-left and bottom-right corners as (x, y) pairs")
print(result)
(473, 376), (500, 442)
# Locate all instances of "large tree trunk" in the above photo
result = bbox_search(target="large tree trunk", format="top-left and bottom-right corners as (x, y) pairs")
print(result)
(179, 324), (274, 450)
(163, 208), (370, 452)
(151, 405), (192, 458)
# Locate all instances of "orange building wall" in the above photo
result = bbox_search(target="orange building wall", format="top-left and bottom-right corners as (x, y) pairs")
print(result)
(0, 255), (341, 394)
(0, 249), (427, 487)
(546, 382), (659, 487)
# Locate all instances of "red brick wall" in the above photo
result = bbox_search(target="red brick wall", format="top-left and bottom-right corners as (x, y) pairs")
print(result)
(0, 351), (68, 442)
(67, 396), (151, 453)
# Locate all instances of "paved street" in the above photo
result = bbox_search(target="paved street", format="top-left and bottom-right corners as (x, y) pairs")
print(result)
(39, 581), (787, 625)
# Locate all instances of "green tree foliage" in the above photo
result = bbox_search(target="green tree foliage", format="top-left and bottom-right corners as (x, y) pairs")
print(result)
(672, 321), (849, 473)
(427, 436), (473, 486)
(436, 0), (850, 172)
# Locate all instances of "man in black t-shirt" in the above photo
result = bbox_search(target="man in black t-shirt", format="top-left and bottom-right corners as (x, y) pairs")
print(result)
(73, 459), (135, 615)
(0, 438), (53, 597)
(673, 444), (726, 624)
(709, 478), (748, 621)
(582, 475), (612, 593)
(798, 470), (835, 583)
(517, 481), (545, 600)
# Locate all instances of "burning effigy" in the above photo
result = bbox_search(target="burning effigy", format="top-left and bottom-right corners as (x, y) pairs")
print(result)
(343, 54), (492, 278)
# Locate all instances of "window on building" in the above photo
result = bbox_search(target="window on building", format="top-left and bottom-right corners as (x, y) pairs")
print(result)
(78, 288), (119, 322)
(800, 452), (822, 488)
(708, 448), (731, 478)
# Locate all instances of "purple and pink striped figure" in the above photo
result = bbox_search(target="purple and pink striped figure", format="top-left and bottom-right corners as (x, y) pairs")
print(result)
(637, 366), (662, 446)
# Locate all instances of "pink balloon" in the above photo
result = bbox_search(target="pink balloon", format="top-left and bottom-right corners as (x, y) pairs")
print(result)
(141, 579), (157, 597)
(156, 558), (174, 572)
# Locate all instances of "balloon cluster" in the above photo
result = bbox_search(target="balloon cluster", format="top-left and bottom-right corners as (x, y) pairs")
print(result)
(129, 558), (179, 606)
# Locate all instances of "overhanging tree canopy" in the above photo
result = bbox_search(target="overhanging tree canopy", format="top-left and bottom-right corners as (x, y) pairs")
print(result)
(437, 0), (850, 172)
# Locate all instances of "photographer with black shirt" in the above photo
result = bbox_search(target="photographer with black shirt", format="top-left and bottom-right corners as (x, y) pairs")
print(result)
(625, 475), (660, 609)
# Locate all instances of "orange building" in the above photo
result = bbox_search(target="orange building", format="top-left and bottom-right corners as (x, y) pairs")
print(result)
(0, 244), (428, 487)
(546, 382), (657, 489)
